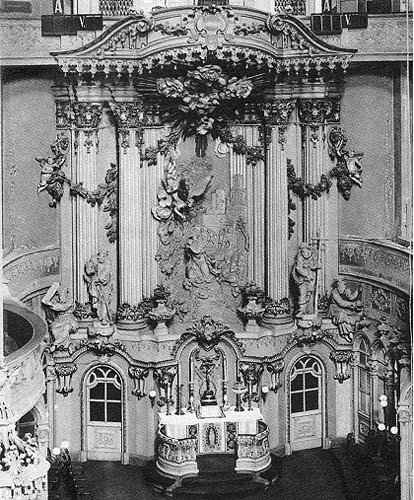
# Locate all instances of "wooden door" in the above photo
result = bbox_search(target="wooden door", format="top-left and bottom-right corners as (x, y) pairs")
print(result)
(290, 356), (323, 451)
(86, 366), (122, 461)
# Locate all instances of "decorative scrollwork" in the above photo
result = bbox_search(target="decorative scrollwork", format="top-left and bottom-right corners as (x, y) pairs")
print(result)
(55, 362), (77, 396)
(185, 315), (232, 351)
(129, 367), (149, 399)
(329, 350), (354, 383)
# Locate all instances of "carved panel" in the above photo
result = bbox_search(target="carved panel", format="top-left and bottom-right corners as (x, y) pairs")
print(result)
(3, 248), (61, 298)
(294, 419), (315, 439)
(339, 239), (411, 294)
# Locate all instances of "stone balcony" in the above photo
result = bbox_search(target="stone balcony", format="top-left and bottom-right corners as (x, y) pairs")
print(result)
(0, 9), (411, 66)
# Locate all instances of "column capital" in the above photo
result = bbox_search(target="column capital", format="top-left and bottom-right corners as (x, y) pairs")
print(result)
(73, 102), (103, 129)
(110, 101), (145, 129)
(298, 97), (341, 125)
(262, 99), (296, 126)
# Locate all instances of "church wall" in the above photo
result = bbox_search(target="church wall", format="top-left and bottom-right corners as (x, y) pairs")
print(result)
(2, 68), (59, 256)
(340, 62), (395, 239)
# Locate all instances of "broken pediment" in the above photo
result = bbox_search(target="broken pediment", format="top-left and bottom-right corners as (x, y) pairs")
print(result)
(52, 6), (356, 79)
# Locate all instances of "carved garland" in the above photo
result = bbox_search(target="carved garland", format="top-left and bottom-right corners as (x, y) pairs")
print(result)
(36, 135), (119, 243)
(287, 127), (364, 238)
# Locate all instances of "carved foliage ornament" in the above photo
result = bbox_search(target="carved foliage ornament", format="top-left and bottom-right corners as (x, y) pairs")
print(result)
(329, 350), (354, 383)
(36, 134), (118, 241)
(55, 362), (77, 396)
(185, 315), (233, 351)
(155, 65), (258, 156)
(129, 367), (149, 399)
(267, 360), (285, 392)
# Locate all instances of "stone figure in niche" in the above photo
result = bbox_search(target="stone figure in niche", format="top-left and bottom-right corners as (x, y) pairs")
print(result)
(42, 282), (77, 349)
(183, 228), (221, 290)
(329, 279), (363, 343)
(292, 243), (320, 316)
(84, 251), (113, 325)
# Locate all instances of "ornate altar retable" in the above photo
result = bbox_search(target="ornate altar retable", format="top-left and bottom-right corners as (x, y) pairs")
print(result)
(156, 406), (271, 478)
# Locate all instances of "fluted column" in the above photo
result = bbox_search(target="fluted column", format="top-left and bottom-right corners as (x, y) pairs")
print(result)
(298, 98), (340, 300)
(112, 101), (164, 310)
(72, 102), (102, 303)
(230, 125), (265, 287)
(264, 100), (295, 305)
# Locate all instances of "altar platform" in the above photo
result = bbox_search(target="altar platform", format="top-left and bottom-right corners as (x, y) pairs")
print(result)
(156, 406), (271, 480)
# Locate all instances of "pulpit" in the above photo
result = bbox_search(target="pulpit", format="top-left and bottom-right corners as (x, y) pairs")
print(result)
(156, 406), (271, 478)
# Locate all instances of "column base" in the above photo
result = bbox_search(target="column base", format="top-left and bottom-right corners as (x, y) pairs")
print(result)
(261, 313), (294, 328)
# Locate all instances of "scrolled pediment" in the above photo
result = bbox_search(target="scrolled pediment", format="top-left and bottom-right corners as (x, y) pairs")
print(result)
(52, 7), (356, 78)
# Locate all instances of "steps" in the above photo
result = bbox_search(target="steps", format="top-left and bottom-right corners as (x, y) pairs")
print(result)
(144, 454), (282, 499)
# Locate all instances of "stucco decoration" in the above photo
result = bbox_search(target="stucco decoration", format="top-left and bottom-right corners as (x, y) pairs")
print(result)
(328, 279), (363, 343)
(153, 153), (249, 325)
(35, 134), (69, 207)
(52, 9), (355, 78)
(183, 316), (233, 352)
(84, 251), (113, 326)
(292, 243), (320, 317)
(329, 350), (354, 383)
(42, 282), (77, 351)
(36, 132), (118, 242)
(55, 362), (77, 396)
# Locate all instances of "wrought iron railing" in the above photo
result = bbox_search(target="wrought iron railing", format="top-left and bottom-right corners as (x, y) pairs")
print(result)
(99, 0), (134, 16)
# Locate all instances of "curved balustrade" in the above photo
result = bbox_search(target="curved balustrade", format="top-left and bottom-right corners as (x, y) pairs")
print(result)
(3, 298), (47, 423)
(0, 430), (49, 500)
(236, 421), (271, 473)
(157, 425), (198, 477)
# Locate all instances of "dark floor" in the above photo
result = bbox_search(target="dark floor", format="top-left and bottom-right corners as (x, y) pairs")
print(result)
(82, 448), (348, 500)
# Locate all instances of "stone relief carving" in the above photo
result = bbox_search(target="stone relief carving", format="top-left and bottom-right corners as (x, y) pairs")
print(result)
(84, 251), (113, 325)
(329, 279), (363, 343)
(267, 360), (285, 392)
(42, 282), (77, 350)
(370, 286), (391, 313)
(153, 153), (249, 325)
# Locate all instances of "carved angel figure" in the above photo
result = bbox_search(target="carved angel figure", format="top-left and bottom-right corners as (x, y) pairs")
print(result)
(343, 150), (364, 187)
(42, 282), (77, 349)
(84, 251), (113, 325)
(35, 154), (65, 194)
(329, 279), (363, 343)
(292, 243), (320, 316)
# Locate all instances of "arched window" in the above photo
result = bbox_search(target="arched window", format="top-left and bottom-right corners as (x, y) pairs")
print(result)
(290, 357), (322, 414)
(16, 410), (36, 438)
(356, 337), (372, 439)
(87, 367), (122, 423)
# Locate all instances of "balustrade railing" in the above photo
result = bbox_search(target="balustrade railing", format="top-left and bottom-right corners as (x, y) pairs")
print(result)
(157, 425), (197, 465)
(237, 421), (270, 460)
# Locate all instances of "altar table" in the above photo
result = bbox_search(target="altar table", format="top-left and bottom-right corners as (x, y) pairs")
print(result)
(157, 406), (271, 477)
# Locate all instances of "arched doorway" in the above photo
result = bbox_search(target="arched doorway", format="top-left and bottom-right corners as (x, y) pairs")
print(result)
(85, 366), (123, 461)
(289, 356), (325, 451)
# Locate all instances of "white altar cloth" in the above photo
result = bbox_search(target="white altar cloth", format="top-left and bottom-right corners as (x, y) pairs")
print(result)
(159, 407), (262, 454)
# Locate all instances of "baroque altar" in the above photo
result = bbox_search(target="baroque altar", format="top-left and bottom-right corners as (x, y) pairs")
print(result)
(157, 406), (270, 478)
